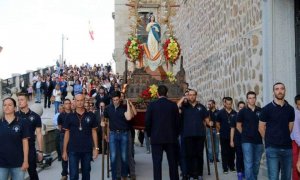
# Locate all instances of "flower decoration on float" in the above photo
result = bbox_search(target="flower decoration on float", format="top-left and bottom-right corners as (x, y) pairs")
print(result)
(124, 36), (144, 62)
(166, 71), (177, 84)
(137, 84), (158, 103)
(163, 36), (180, 66)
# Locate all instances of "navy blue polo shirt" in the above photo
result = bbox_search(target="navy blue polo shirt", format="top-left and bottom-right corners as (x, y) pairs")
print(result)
(236, 106), (262, 144)
(63, 111), (98, 152)
(181, 103), (208, 138)
(260, 101), (295, 149)
(16, 109), (42, 147)
(58, 112), (71, 133)
(216, 109), (237, 139)
(104, 104), (129, 131)
(208, 109), (219, 128)
(0, 117), (30, 168)
(230, 114), (242, 146)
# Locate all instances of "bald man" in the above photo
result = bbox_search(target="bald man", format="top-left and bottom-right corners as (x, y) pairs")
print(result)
(62, 94), (99, 180)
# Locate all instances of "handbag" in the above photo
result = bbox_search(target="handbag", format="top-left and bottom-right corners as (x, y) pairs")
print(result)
(50, 96), (55, 103)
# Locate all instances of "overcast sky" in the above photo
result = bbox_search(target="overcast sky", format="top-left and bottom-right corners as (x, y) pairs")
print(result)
(0, 0), (115, 79)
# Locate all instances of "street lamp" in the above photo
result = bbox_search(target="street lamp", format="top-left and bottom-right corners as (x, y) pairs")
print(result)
(61, 34), (68, 65)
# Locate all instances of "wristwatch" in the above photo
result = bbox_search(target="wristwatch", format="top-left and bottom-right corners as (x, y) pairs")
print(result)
(94, 147), (99, 151)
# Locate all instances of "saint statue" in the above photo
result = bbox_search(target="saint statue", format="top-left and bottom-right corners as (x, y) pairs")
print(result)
(146, 15), (161, 58)
(144, 15), (166, 80)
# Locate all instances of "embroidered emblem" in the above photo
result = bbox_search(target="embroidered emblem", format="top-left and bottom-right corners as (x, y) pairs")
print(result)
(29, 115), (35, 122)
(85, 117), (91, 123)
(13, 125), (20, 133)
(256, 111), (261, 117)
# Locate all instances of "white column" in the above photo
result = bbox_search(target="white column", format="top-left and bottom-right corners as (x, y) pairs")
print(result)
(262, 0), (296, 105)
(0, 78), (2, 99)
(12, 73), (21, 92)
(28, 70), (34, 84)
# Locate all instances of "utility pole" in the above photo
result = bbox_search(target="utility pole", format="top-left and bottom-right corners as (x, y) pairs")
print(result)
(61, 34), (65, 65)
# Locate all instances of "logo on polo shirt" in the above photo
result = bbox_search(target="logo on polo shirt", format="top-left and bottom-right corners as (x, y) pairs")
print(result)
(29, 115), (35, 122)
(197, 106), (202, 111)
(12, 125), (21, 133)
(85, 116), (91, 123)
(256, 111), (261, 118)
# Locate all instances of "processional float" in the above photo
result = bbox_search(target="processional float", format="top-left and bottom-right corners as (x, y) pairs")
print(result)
(102, 0), (219, 179)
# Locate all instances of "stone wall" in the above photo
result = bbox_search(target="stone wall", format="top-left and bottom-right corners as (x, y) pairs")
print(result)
(114, 0), (132, 74)
(172, 0), (263, 107)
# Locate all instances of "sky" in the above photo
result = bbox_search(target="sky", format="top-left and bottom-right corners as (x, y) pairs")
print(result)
(0, 0), (115, 79)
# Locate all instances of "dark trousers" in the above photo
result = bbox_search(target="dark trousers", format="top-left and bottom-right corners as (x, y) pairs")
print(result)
(179, 136), (187, 176)
(28, 146), (39, 180)
(97, 130), (107, 153)
(68, 152), (92, 180)
(235, 145), (244, 173)
(184, 136), (205, 178)
(44, 94), (51, 108)
(60, 133), (68, 176)
(220, 138), (235, 171)
(55, 130), (61, 160)
(151, 143), (179, 180)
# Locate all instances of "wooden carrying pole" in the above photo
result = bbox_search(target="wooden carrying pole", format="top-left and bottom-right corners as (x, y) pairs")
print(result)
(210, 126), (219, 180)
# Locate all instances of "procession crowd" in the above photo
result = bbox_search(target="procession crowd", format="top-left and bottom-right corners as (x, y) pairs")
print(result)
(1, 62), (300, 180)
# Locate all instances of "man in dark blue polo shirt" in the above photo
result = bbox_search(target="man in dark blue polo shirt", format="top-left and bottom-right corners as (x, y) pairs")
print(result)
(178, 89), (210, 180)
(216, 97), (237, 174)
(236, 91), (263, 180)
(104, 91), (134, 180)
(16, 93), (43, 180)
(145, 85), (180, 180)
(57, 99), (72, 180)
(259, 82), (294, 180)
(207, 99), (220, 163)
(62, 94), (99, 180)
(230, 101), (245, 180)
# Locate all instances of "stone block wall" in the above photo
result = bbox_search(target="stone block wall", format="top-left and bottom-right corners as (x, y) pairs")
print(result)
(114, 0), (132, 74)
(172, 0), (263, 107)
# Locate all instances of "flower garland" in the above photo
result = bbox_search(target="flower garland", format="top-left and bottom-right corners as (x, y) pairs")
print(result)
(137, 84), (158, 103)
(163, 36), (180, 66)
(124, 36), (144, 62)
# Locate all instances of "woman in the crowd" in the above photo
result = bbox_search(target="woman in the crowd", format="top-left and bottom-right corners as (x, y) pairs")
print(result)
(82, 88), (89, 99)
(53, 84), (62, 114)
(0, 98), (30, 180)
(73, 79), (83, 96)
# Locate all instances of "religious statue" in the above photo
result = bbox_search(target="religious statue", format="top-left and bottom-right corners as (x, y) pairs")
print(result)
(144, 15), (166, 80)
(146, 15), (161, 57)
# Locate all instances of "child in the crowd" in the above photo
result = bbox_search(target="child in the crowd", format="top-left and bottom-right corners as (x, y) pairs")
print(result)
(27, 84), (33, 101)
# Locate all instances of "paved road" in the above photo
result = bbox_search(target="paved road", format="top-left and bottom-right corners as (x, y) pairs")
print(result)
(27, 101), (268, 180)
(36, 144), (268, 180)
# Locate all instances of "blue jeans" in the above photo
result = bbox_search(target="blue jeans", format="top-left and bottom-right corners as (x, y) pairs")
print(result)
(109, 131), (129, 180)
(206, 127), (219, 161)
(0, 167), (24, 180)
(242, 143), (263, 180)
(266, 147), (292, 180)
(35, 88), (41, 102)
(54, 101), (60, 114)
(68, 152), (92, 180)
(60, 133), (68, 176)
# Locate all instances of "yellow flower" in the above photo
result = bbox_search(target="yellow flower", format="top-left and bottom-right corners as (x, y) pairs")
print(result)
(149, 84), (158, 98)
(166, 71), (177, 83)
